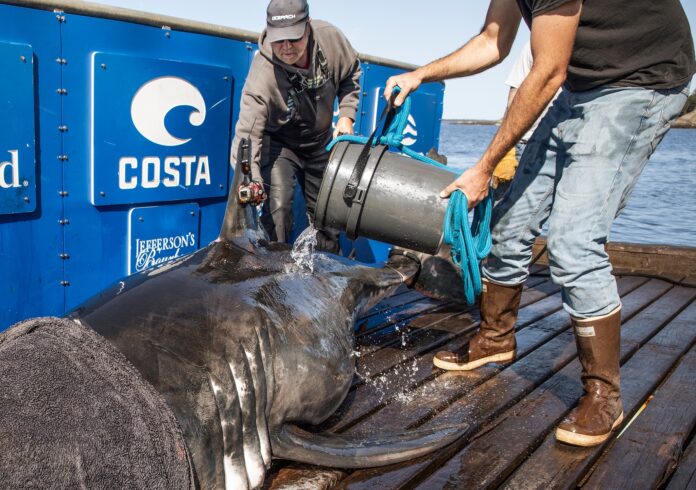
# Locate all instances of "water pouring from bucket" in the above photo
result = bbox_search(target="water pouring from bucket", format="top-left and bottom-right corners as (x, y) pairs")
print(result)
(314, 89), (492, 304)
(290, 223), (318, 272)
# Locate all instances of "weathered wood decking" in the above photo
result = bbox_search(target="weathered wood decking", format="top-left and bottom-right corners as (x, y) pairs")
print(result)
(264, 244), (696, 489)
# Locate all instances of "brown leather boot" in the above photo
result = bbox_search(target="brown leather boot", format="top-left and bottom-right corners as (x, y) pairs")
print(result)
(556, 307), (624, 447)
(433, 280), (523, 371)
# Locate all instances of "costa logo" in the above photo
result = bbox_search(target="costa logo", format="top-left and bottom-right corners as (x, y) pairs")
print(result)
(118, 77), (211, 191)
(130, 76), (206, 147)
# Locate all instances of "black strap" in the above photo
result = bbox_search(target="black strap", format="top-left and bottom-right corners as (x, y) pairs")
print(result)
(343, 94), (397, 202)
(344, 144), (387, 240)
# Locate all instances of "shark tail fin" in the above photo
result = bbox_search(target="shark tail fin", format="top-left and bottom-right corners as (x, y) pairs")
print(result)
(271, 423), (466, 469)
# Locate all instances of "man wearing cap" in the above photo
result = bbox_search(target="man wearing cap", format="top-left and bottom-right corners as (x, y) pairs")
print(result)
(231, 0), (361, 252)
(385, 0), (693, 447)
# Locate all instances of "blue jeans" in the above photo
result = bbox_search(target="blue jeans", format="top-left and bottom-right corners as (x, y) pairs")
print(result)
(483, 83), (690, 318)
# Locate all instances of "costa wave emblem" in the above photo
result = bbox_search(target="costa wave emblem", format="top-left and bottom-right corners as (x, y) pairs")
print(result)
(130, 76), (206, 147)
(401, 114), (418, 146)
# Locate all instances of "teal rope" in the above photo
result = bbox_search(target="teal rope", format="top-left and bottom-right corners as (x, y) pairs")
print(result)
(443, 190), (492, 304)
(328, 90), (492, 304)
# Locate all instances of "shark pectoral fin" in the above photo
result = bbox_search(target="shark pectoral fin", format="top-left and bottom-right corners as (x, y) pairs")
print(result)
(394, 245), (468, 304)
(271, 423), (467, 469)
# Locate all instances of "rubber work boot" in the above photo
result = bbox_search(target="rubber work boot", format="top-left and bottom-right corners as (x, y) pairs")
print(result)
(433, 280), (523, 370)
(556, 307), (624, 447)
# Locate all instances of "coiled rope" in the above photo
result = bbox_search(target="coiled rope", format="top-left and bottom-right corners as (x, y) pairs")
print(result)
(328, 89), (492, 304)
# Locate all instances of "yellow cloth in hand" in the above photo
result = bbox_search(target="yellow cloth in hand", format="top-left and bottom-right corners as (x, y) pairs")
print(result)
(492, 146), (518, 189)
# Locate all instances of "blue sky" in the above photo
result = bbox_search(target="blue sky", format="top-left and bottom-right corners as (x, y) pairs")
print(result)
(90, 1), (696, 120)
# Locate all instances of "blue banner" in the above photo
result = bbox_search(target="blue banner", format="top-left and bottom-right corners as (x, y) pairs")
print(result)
(128, 203), (200, 274)
(0, 41), (36, 215)
(91, 52), (233, 206)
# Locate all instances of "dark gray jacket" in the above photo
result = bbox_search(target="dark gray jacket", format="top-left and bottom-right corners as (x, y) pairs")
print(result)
(231, 19), (361, 181)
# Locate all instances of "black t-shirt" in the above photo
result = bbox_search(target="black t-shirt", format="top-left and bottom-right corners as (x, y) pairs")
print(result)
(516, 0), (696, 92)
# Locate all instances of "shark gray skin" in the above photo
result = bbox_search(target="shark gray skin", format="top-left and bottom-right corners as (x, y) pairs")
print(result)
(66, 171), (467, 489)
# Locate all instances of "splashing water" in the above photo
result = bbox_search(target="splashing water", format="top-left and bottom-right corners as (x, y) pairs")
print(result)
(352, 346), (422, 406)
(291, 225), (318, 272)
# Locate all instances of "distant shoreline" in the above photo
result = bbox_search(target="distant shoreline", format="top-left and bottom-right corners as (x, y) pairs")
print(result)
(443, 117), (696, 129)
(442, 119), (500, 126)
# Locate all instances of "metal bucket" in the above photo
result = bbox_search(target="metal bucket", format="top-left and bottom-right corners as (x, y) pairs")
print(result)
(314, 141), (456, 254)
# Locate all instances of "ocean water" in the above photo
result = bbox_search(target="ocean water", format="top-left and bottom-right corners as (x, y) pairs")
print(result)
(439, 123), (696, 248)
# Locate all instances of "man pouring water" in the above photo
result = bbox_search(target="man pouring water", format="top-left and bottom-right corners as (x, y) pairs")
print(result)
(231, 0), (361, 252)
(385, 0), (694, 447)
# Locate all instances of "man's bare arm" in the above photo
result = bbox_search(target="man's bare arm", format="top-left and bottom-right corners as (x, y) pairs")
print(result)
(384, 0), (522, 107)
(441, 0), (582, 205)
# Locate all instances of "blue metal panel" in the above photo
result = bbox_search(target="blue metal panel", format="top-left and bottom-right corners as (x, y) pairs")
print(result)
(0, 42), (37, 214)
(61, 13), (251, 310)
(128, 203), (199, 274)
(0, 5), (64, 330)
(369, 89), (442, 155)
(349, 62), (445, 263)
(91, 53), (232, 206)
(359, 62), (444, 153)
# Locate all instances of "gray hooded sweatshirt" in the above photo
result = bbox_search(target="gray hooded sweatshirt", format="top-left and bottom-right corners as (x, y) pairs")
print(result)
(231, 19), (362, 182)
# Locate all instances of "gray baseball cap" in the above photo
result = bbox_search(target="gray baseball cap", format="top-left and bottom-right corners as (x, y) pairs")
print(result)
(266, 0), (309, 43)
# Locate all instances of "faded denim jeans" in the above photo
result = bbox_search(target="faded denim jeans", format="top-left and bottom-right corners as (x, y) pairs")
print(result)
(483, 83), (690, 318)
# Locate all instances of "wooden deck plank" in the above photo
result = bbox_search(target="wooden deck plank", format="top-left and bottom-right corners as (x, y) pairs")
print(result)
(356, 297), (444, 337)
(343, 291), (574, 436)
(410, 281), (669, 426)
(359, 290), (428, 320)
(582, 344), (696, 489)
(320, 310), (478, 432)
(665, 432), (696, 489)
(353, 306), (466, 368)
(354, 278), (560, 378)
(334, 278), (647, 434)
(356, 276), (550, 341)
(532, 238), (696, 279)
(356, 311), (574, 436)
(500, 294), (696, 490)
(356, 275), (550, 340)
(320, 280), (560, 432)
(353, 276), (551, 361)
(413, 285), (696, 489)
(334, 277), (662, 489)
